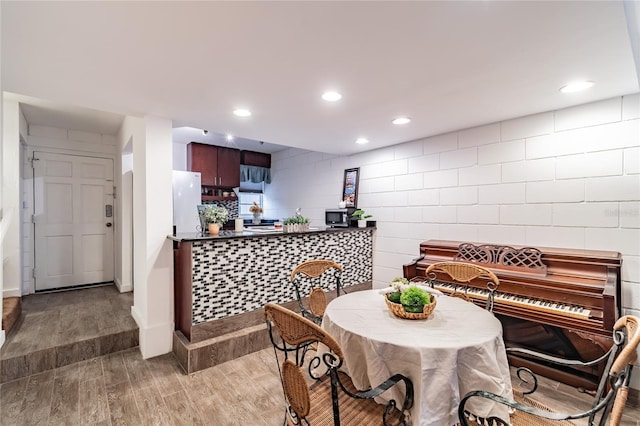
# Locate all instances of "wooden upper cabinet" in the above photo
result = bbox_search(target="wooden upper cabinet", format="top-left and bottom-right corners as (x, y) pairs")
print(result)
(217, 147), (241, 188)
(241, 150), (271, 168)
(187, 142), (240, 188)
(187, 142), (217, 186)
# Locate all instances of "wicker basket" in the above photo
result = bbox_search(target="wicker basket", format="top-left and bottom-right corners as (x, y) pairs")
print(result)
(385, 293), (437, 320)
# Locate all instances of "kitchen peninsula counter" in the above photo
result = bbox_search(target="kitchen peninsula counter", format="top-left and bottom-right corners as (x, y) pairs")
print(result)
(168, 225), (370, 243)
(170, 226), (374, 373)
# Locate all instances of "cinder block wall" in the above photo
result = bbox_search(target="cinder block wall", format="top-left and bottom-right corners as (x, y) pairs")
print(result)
(266, 94), (640, 317)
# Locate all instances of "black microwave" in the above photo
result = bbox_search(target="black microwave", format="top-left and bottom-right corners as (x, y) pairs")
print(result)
(325, 208), (356, 227)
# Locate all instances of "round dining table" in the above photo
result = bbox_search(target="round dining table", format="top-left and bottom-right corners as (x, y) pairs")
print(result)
(322, 289), (513, 426)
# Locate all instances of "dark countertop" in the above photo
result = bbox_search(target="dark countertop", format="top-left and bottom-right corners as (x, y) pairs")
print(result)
(167, 226), (374, 243)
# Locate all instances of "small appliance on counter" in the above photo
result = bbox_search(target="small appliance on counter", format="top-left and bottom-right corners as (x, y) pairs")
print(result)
(325, 208), (356, 228)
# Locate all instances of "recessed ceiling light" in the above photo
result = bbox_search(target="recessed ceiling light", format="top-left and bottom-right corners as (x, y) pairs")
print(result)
(322, 91), (342, 102)
(355, 137), (369, 145)
(559, 81), (594, 93)
(233, 108), (252, 117)
(392, 117), (411, 125)
(226, 134), (234, 141)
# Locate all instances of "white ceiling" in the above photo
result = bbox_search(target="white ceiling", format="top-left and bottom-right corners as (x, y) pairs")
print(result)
(2, 1), (638, 155)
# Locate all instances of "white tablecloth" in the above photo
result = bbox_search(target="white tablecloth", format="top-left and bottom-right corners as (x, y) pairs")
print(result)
(322, 290), (513, 426)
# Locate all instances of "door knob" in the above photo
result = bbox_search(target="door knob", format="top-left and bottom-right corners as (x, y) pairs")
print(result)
(106, 222), (113, 227)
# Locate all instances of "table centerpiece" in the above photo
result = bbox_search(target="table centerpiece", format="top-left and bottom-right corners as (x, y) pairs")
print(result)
(383, 277), (437, 320)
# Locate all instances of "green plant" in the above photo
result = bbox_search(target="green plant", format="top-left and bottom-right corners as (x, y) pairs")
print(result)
(400, 287), (431, 313)
(389, 277), (409, 294)
(201, 205), (229, 225)
(388, 292), (402, 303)
(283, 215), (310, 225)
(352, 209), (372, 220)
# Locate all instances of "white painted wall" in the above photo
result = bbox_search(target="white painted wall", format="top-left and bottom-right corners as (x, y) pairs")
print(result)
(173, 142), (187, 171)
(115, 117), (137, 294)
(2, 100), (26, 299)
(114, 149), (133, 293)
(0, 28), (3, 344)
(1, 3), (4, 348)
(266, 94), (640, 387)
(0, 96), (26, 347)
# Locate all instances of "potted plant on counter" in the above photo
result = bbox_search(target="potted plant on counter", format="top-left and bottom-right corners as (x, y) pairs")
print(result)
(283, 215), (310, 233)
(352, 209), (372, 228)
(201, 205), (229, 235)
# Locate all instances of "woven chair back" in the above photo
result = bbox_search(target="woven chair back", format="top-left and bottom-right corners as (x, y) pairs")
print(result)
(282, 359), (311, 419)
(290, 259), (343, 281)
(610, 315), (639, 373)
(426, 261), (499, 311)
(426, 261), (499, 285)
(290, 259), (343, 323)
(264, 302), (343, 358)
(308, 287), (328, 317)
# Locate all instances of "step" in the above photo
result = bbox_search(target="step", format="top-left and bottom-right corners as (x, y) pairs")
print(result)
(173, 323), (271, 375)
(1, 328), (139, 383)
(2, 297), (22, 336)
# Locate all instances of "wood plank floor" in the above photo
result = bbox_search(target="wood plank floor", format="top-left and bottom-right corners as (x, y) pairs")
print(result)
(0, 285), (138, 383)
(1, 286), (638, 425)
(1, 346), (639, 426)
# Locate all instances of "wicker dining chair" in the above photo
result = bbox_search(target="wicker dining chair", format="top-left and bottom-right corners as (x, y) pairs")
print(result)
(458, 315), (640, 426)
(425, 261), (500, 312)
(264, 302), (414, 426)
(290, 260), (344, 325)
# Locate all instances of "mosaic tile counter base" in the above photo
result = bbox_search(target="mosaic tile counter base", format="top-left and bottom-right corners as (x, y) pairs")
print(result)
(189, 229), (373, 324)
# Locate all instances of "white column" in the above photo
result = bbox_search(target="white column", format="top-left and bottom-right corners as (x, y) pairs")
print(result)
(130, 115), (174, 358)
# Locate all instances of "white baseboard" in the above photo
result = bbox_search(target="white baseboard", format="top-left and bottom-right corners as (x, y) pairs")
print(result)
(114, 277), (133, 293)
(131, 305), (173, 359)
(2, 288), (22, 298)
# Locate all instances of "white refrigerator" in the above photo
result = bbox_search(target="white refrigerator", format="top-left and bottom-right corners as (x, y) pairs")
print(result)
(172, 170), (202, 234)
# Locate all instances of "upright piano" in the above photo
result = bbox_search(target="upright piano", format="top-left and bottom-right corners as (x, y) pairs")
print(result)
(403, 240), (622, 391)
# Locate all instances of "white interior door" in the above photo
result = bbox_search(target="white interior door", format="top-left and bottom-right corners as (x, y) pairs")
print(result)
(33, 152), (114, 291)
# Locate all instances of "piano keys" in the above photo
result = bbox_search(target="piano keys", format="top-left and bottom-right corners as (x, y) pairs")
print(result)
(403, 240), (622, 391)
(430, 280), (592, 320)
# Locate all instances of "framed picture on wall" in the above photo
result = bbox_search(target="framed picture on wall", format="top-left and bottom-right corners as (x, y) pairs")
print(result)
(342, 167), (359, 208)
